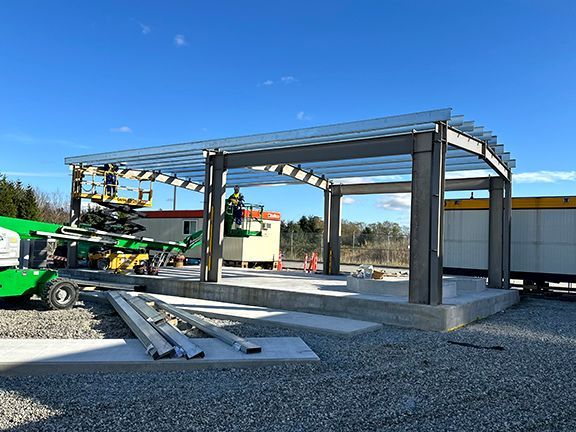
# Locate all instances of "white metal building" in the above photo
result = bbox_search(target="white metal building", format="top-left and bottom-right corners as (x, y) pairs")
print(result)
(137, 209), (282, 267)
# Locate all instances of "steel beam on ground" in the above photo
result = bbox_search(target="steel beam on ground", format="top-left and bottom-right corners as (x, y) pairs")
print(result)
(107, 292), (174, 359)
(223, 134), (415, 169)
(141, 294), (262, 354)
(250, 164), (329, 190)
(488, 177), (505, 288)
(123, 294), (204, 359)
(408, 130), (446, 305)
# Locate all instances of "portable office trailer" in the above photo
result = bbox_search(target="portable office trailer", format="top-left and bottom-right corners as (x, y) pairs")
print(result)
(137, 209), (282, 267)
(444, 196), (576, 285)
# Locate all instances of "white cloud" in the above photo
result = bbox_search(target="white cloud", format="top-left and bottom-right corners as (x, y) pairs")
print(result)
(174, 34), (187, 46)
(375, 193), (411, 211)
(4, 172), (66, 178)
(445, 169), (492, 179)
(261, 80), (274, 86)
(0, 133), (90, 149)
(296, 111), (312, 121)
(281, 76), (297, 84)
(342, 197), (356, 205)
(136, 20), (151, 34)
(109, 126), (132, 133)
(513, 170), (576, 183)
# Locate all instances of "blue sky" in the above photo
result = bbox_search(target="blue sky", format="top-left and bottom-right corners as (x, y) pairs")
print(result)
(1, 1), (575, 225)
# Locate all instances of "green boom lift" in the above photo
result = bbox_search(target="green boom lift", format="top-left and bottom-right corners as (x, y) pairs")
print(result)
(0, 216), (203, 309)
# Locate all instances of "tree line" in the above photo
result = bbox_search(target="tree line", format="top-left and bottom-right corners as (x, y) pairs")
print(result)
(0, 174), (69, 224)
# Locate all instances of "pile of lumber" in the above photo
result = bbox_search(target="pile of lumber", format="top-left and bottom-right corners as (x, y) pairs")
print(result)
(107, 292), (261, 360)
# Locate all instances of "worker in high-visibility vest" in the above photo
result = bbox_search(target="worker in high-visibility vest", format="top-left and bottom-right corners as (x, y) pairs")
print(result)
(228, 185), (245, 225)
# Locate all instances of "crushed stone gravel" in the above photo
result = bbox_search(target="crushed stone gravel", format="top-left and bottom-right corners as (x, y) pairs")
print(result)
(0, 296), (575, 431)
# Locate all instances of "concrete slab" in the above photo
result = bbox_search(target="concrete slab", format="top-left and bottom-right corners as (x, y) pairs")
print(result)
(68, 267), (520, 332)
(0, 337), (319, 376)
(125, 292), (383, 336)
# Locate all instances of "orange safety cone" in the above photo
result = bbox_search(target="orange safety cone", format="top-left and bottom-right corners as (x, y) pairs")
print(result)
(309, 252), (318, 273)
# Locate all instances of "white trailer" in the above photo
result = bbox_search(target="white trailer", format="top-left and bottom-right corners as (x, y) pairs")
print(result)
(136, 209), (282, 268)
(444, 196), (576, 285)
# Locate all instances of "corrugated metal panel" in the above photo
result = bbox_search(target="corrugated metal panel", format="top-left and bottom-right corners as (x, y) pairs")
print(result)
(444, 210), (488, 269)
(444, 208), (576, 276)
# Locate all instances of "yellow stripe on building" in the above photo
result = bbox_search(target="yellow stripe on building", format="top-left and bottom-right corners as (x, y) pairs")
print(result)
(445, 196), (576, 210)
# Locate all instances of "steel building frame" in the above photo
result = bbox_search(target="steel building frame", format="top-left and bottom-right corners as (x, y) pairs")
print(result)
(65, 108), (514, 305)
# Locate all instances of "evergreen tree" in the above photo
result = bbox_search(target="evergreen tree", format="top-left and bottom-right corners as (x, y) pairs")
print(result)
(18, 186), (40, 220)
(0, 176), (17, 217)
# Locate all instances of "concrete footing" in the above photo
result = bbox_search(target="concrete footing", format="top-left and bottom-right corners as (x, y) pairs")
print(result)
(67, 268), (520, 332)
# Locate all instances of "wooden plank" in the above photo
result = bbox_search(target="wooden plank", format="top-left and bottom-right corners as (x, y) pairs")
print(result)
(107, 292), (174, 359)
(139, 294), (262, 354)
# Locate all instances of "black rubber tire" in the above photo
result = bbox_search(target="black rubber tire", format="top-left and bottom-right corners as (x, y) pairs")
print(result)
(41, 278), (79, 310)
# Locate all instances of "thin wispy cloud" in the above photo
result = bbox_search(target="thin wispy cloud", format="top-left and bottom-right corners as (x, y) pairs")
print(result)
(4, 171), (67, 178)
(136, 20), (151, 34)
(0, 133), (90, 149)
(445, 169), (492, 179)
(513, 170), (576, 183)
(259, 76), (298, 87)
(342, 197), (356, 205)
(376, 194), (411, 211)
(280, 76), (297, 84)
(174, 34), (187, 46)
(109, 126), (132, 133)
(296, 111), (312, 121)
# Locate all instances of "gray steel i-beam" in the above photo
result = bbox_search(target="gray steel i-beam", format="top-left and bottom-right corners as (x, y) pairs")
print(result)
(503, 179), (512, 289)
(408, 130), (446, 305)
(207, 153), (227, 283)
(488, 177), (505, 288)
(200, 154), (213, 282)
(329, 188), (342, 275)
(68, 165), (82, 268)
(322, 189), (331, 275)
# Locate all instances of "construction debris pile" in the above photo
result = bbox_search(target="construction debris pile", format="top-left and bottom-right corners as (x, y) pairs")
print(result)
(107, 291), (262, 360)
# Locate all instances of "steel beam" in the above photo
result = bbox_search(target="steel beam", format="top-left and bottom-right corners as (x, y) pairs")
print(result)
(338, 177), (492, 195)
(446, 127), (510, 181)
(488, 177), (505, 288)
(83, 166), (204, 193)
(250, 164), (329, 190)
(223, 134), (415, 169)
(199, 153), (213, 283)
(408, 130), (446, 305)
(141, 294), (262, 354)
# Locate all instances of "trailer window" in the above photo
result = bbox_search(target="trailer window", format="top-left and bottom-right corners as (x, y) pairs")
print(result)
(183, 220), (197, 235)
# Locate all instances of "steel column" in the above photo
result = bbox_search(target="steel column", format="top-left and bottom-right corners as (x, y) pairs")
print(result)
(322, 189), (331, 275)
(488, 177), (505, 288)
(200, 151), (227, 283)
(68, 165), (82, 268)
(329, 187), (342, 275)
(503, 179), (512, 289)
(408, 130), (446, 305)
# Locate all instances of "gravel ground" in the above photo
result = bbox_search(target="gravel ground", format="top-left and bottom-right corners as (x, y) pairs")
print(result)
(1, 296), (575, 432)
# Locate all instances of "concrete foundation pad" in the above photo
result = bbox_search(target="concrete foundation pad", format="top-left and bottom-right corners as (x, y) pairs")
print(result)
(123, 292), (383, 336)
(68, 268), (519, 332)
(0, 337), (319, 376)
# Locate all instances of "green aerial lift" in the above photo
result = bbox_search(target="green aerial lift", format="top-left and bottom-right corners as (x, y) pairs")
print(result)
(0, 216), (203, 309)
